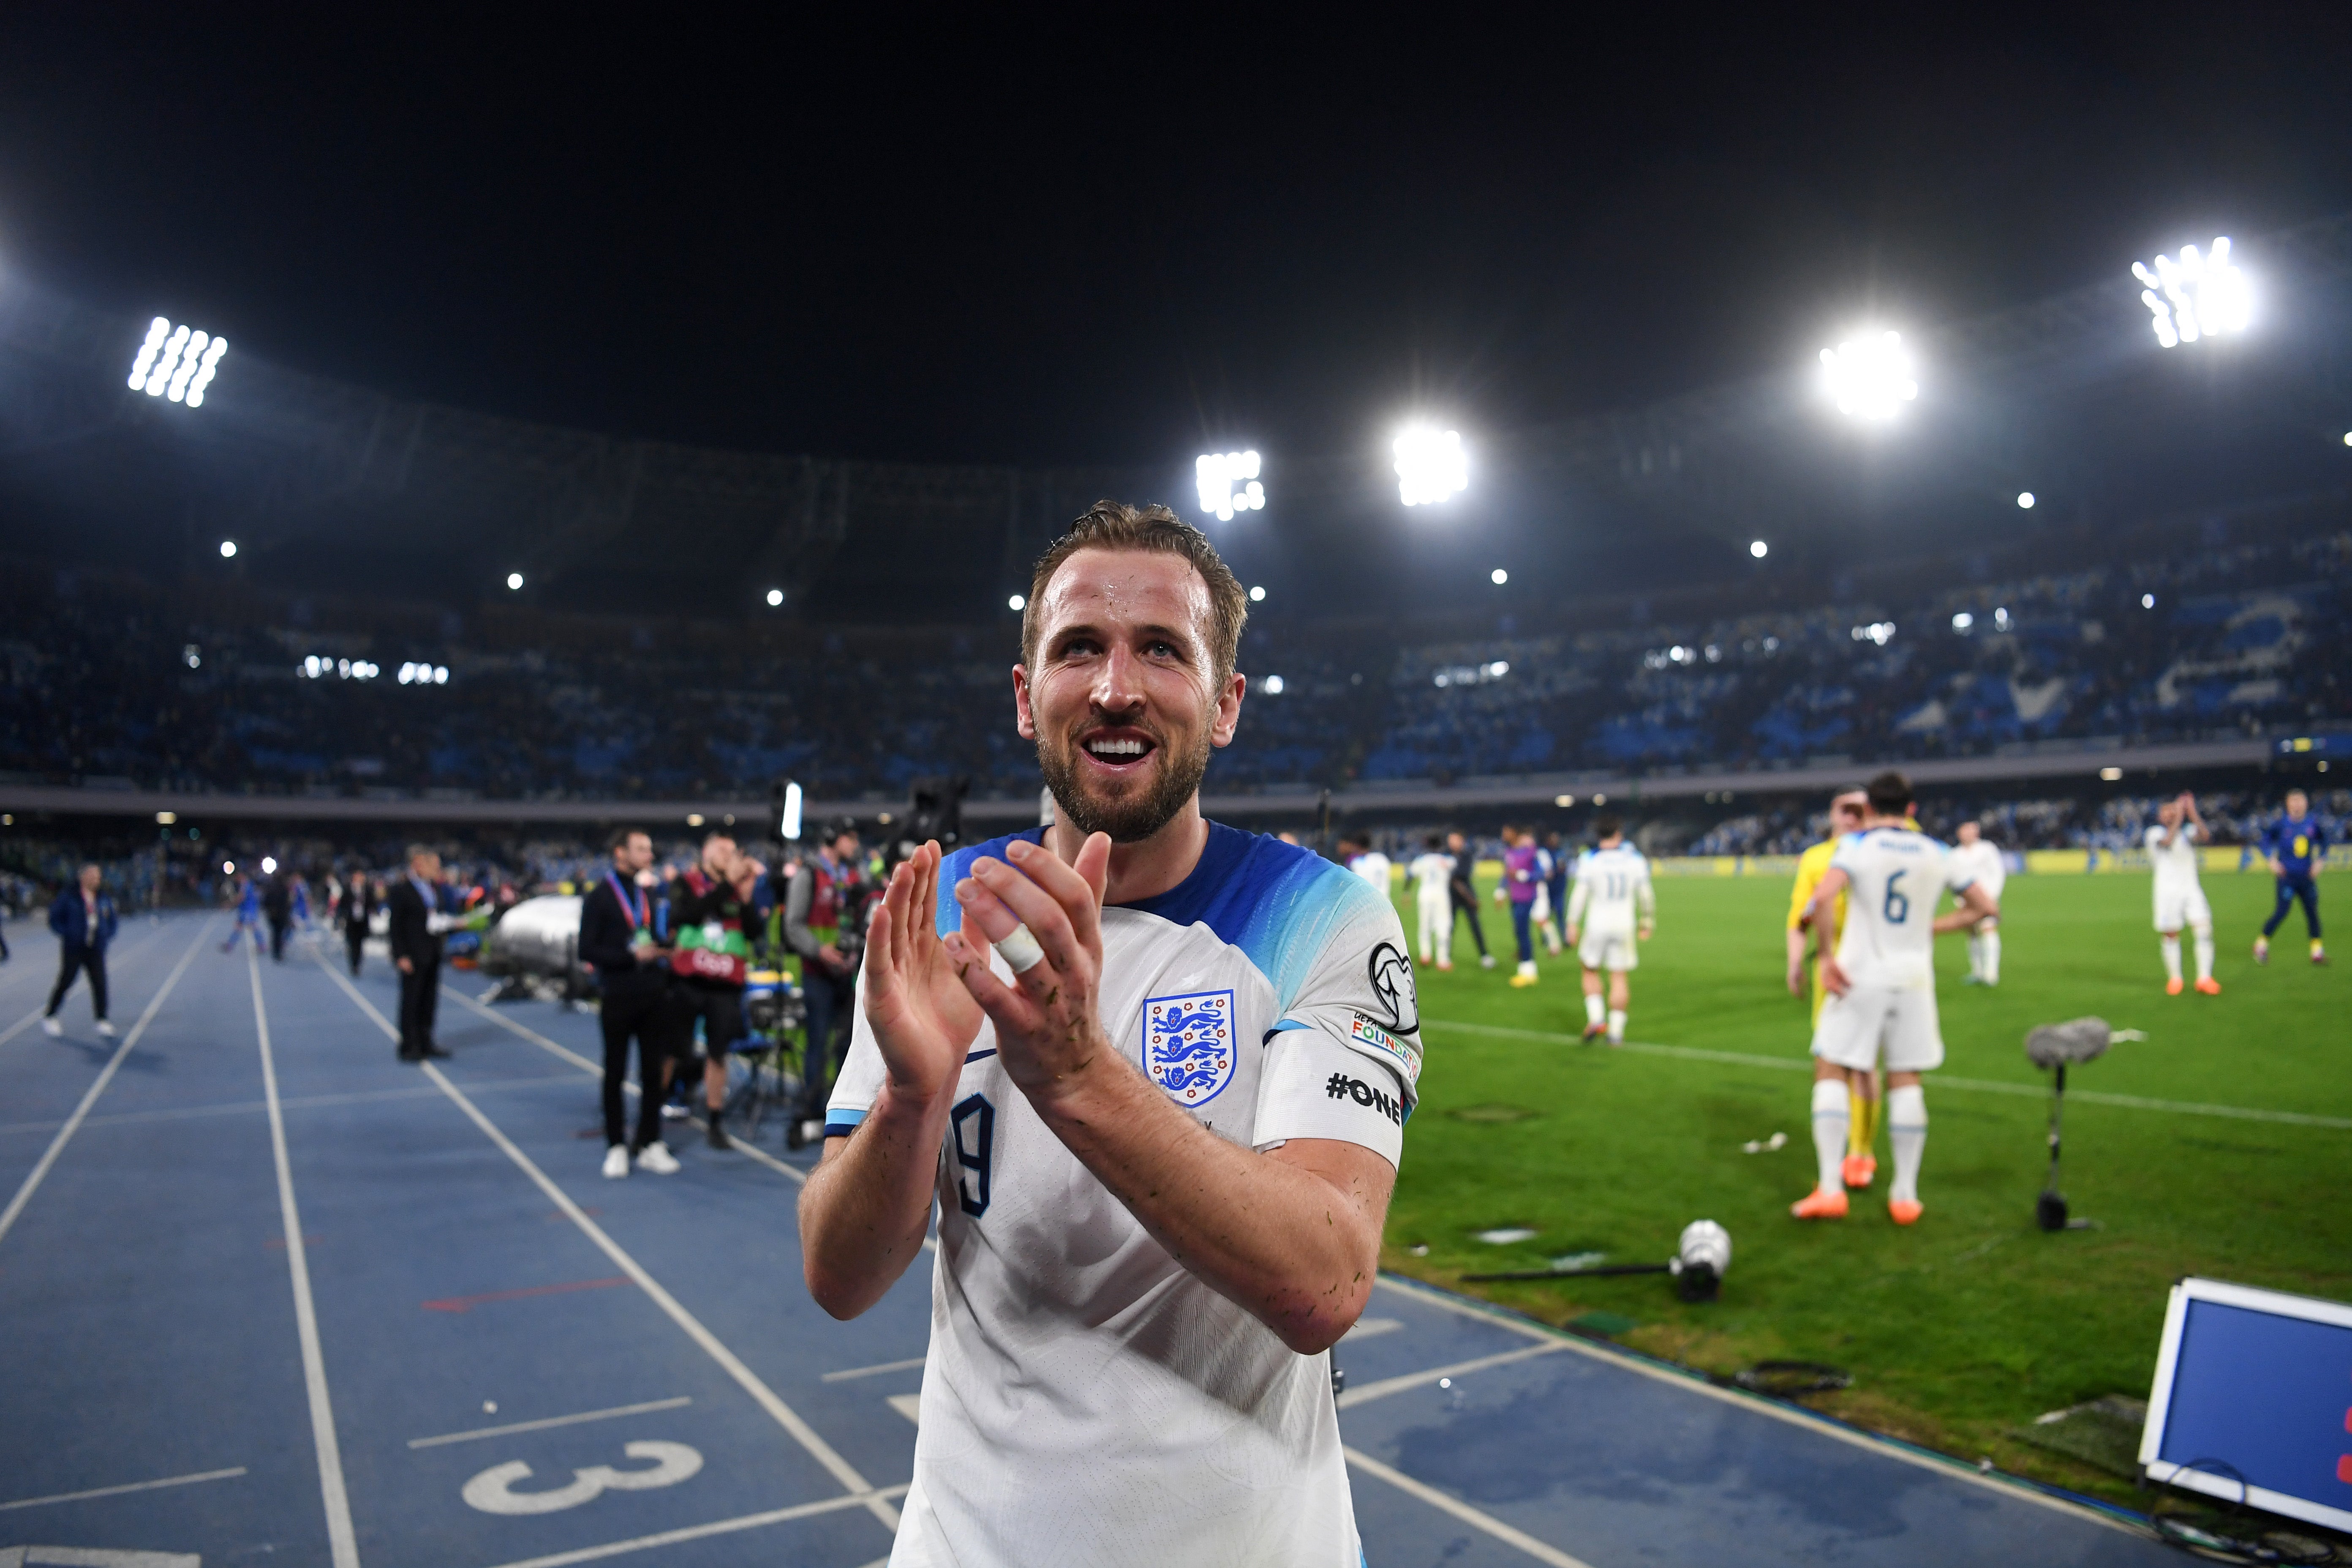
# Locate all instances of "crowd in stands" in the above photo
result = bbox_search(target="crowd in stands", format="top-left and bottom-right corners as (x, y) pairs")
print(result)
(2, 512), (2344, 806)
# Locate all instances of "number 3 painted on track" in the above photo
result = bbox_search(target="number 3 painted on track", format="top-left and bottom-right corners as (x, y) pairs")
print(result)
(462, 1440), (703, 1515)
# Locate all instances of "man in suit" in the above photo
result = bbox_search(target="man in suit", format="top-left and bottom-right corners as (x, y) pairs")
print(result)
(41, 864), (118, 1039)
(262, 870), (294, 961)
(340, 872), (376, 977)
(387, 845), (451, 1062)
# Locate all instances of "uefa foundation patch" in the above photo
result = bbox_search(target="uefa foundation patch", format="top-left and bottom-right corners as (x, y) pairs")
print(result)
(1348, 1012), (1421, 1091)
(1143, 989), (1237, 1107)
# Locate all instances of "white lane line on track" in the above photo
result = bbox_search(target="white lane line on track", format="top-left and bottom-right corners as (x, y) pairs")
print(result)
(0, 1464), (248, 1512)
(409, 1396), (694, 1448)
(1424, 1017), (2352, 1130)
(1343, 1446), (1595, 1568)
(248, 945), (362, 1568)
(0, 1074), (582, 1137)
(474, 1484), (910, 1568)
(1367, 1274), (2142, 1536)
(1334, 1342), (1566, 1410)
(0, 920), (210, 1250)
(441, 985), (817, 1188)
(0, 919), (173, 1050)
(821, 1355), (929, 1383)
(306, 952), (900, 1537)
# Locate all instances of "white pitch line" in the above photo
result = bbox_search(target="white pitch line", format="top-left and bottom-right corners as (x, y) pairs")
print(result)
(1335, 1341), (1566, 1410)
(248, 945), (362, 1568)
(0, 920), (210, 1250)
(305, 953), (898, 1536)
(1368, 1273), (2142, 1536)
(0, 921), (174, 1047)
(0, 1464), (247, 1513)
(1343, 1446), (1595, 1568)
(1423, 1017), (2352, 1130)
(821, 1355), (929, 1383)
(475, 1484), (910, 1568)
(409, 1396), (694, 1448)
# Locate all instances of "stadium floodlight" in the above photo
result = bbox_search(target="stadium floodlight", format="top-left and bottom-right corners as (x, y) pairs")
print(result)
(1819, 331), (1918, 419)
(1749, 540), (1768, 558)
(1007, 594), (1025, 612)
(219, 539), (237, 558)
(506, 572), (524, 591)
(1490, 568), (1508, 585)
(261, 856), (278, 874)
(2132, 238), (2250, 348)
(2142, 593), (2156, 609)
(1195, 450), (1265, 521)
(223, 860), (235, 875)
(1260, 675), (1286, 695)
(1249, 585), (1266, 602)
(1393, 425), (1467, 506)
(2342, 431), (2351, 446)
(1952, 611), (1974, 631)
(129, 317), (228, 406)
(765, 588), (783, 607)
(2099, 766), (2124, 782)
(2017, 492), (2036, 509)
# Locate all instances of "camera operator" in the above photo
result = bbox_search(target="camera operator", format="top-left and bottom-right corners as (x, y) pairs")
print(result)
(582, 828), (681, 1176)
(786, 818), (866, 1147)
(667, 830), (766, 1151)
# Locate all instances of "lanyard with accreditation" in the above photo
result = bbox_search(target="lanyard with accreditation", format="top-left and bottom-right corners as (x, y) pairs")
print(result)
(605, 871), (656, 950)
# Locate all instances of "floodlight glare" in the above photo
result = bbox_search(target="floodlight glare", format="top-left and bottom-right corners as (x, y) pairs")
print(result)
(1248, 585), (1267, 602)
(1393, 425), (1468, 506)
(1819, 331), (1918, 419)
(1007, 594), (1025, 612)
(506, 572), (524, 591)
(261, 856), (278, 875)
(2132, 238), (2249, 348)
(2017, 492), (2036, 509)
(1748, 539), (1768, 558)
(1490, 568), (1508, 585)
(765, 588), (783, 606)
(2341, 431), (2351, 447)
(1194, 450), (1266, 521)
(219, 539), (237, 558)
(129, 317), (228, 406)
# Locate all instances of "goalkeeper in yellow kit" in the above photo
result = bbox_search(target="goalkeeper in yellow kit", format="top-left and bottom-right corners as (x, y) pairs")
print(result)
(1786, 788), (1873, 1186)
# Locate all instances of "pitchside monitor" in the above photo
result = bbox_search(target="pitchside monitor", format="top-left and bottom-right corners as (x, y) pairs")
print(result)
(2139, 1277), (2352, 1532)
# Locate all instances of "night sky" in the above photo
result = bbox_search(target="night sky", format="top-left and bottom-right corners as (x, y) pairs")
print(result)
(3, 6), (2349, 483)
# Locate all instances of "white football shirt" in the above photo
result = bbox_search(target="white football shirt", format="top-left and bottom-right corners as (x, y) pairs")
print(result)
(1828, 827), (1974, 990)
(1946, 839), (2006, 903)
(1408, 851), (1454, 899)
(2145, 822), (2204, 896)
(827, 824), (1420, 1568)
(1348, 850), (1393, 899)
(1569, 843), (1652, 933)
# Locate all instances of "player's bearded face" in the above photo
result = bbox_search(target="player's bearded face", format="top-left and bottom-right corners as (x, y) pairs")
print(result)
(1021, 550), (1236, 845)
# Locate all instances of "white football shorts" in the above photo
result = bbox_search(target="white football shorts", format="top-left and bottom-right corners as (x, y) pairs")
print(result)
(1811, 983), (1944, 1073)
(1578, 926), (1637, 972)
(2153, 883), (2212, 932)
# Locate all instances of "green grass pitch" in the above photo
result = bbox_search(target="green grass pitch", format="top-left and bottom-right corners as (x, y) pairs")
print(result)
(1378, 867), (2350, 1502)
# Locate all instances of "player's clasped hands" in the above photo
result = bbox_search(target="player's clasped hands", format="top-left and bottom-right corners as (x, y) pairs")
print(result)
(943, 834), (1116, 1106)
(860, 842), (987, 1105)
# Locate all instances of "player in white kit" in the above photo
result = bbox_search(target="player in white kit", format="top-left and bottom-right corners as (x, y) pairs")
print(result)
(1946, 820), (2006, 985)
(1340, 834), (1394, 903)
(1409, 833), (1457, 969)
(800, 503), (1416, 1568)
(1565, 814), (1652, 1043)
(2148, 792), (2219, 995)
(1792, 773), (1997, 1226)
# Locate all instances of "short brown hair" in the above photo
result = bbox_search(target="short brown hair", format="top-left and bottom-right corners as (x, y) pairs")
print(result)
(1865, 770), (1914, 817)
(1021, 500), (1249, 683)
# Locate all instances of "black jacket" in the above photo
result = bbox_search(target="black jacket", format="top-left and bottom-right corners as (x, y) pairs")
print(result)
(580, 874), (666, 991)
(340, 884), (376, 936)
(386, 877), (440, 967)
(263, 876), (293, 921)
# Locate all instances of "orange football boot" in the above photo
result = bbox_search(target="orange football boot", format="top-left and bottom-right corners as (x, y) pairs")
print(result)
(2164, 977), (2183, 996)
(1840, 1152), (1876, 1188)
(2194, 977), (2221, 995)
(1887, 1198), (1924, 1226)
(1791, 1188), (1849, 1220)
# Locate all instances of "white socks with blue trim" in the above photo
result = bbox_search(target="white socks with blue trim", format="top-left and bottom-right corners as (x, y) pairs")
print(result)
(1888, 1084), (1927, 1204)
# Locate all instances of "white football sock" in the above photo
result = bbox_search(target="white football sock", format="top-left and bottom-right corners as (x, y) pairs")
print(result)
(1965, 933), (1984, 979)
(1584, 993), (1605, 1026)
(1606, 1009), (1626, 1043)
(1810, 1078), (1849, 1193)
(1887, 1085), (1927, 1204)
(2193, 927), (2213, 982)
(1517, 960), (1537, 979)
(2160, 935), (2182, 983)
(1981, 931), (2000, 983)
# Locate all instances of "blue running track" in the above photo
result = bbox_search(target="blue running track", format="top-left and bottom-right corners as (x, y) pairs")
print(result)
(0, 914), (2179, 1566)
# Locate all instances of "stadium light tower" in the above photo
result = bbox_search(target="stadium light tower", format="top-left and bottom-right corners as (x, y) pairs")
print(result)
(1394, 425), (1467, 506)
(2017, 492), (2036, 509)
(1749, 539), (1768, 558)
(506, 572), (524, 591)
(128, 316), (228, 406)
(2132, 238), (2250, 348)
(1195, 450), (1265, 521)
(1819, 331), (1918, 420)
(219, 539), (237, 558)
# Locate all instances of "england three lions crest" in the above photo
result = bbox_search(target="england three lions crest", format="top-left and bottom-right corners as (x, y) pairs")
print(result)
(1143, 989), (1237, 1107)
